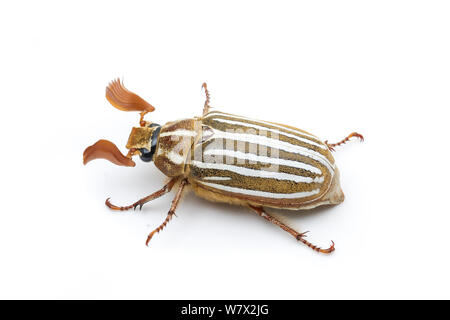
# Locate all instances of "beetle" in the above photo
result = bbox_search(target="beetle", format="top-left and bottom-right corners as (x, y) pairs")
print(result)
(83, 79), (363, 254)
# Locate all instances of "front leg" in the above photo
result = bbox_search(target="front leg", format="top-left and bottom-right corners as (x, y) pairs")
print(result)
(105, 178), (178, 211)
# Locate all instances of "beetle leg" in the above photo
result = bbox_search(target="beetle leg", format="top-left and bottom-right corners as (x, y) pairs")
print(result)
(146, 179), (188, 246)
(325, 132), (364, 152)
(248, 205), (335, 254)
(202, 82), (211, 115)
(105, 178), (178, 211)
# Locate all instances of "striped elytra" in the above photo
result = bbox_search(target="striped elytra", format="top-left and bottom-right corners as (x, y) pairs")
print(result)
(84, 79), (362, 253)
(152, 111), (344, 210)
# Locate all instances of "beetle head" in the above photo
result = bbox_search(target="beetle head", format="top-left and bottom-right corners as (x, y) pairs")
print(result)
(126, 123), (161, 163)
(83, 79), (158, 167)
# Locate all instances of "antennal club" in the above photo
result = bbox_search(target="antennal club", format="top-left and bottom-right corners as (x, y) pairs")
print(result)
(83, 139), (136, 167)
(105, 78), (155, 126)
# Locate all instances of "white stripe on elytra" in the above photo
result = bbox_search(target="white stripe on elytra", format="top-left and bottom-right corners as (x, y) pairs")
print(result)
(191, 161), (323, 184)
(210, 129), (335, 174)
(203, 149), (323, 176)
(198, 181), (321, 199)
(209, 117), (326, 149)
(205, 111), (319, 141)
(202, 176), (232, 181)
(159, 129), (197, 138)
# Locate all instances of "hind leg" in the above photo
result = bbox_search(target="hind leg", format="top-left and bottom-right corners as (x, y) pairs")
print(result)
(325, 132), (364, 151)
(248, 205), (335, 254)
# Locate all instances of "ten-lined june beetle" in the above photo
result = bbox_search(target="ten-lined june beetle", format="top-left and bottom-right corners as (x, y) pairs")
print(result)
(83, 79), (363, 254)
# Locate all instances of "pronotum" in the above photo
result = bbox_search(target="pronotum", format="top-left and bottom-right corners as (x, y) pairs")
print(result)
(83, 79), (363, 254)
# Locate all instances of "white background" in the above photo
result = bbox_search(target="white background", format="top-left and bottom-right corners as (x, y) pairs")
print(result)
(1, 1), (449, 299)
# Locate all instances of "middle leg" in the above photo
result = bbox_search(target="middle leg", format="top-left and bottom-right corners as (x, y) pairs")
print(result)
(146, 179), (188, 246)
(202, 82), (211, 115)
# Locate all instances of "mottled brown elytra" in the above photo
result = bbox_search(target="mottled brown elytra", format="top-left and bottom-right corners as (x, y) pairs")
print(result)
(83, 79), (363, 254)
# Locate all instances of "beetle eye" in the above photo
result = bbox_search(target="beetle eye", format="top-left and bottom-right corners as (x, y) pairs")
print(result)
(149, 123), (160, 128)
(139, 124), (161, 162)
(139, 148), (154, 162)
